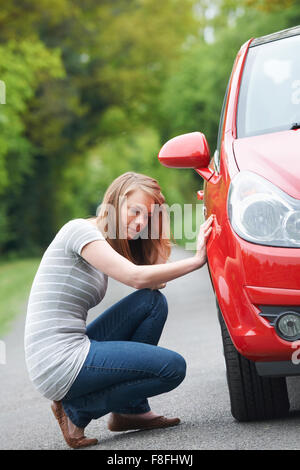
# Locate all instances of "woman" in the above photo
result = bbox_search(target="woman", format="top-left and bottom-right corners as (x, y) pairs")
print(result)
(24, 171), (214, 449)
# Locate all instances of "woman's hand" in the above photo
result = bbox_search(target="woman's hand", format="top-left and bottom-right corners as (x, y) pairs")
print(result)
(194, 214), (215, 267)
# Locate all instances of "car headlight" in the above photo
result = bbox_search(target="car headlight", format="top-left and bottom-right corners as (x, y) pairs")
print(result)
(228, 171), (300, 247)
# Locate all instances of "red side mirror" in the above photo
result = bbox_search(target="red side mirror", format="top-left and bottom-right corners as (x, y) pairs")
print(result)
(158, 132), (210, 169)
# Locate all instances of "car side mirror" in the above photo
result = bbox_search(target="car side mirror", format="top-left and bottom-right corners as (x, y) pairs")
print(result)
(158, 132), (218, 183)
(158, 131), (210, 169)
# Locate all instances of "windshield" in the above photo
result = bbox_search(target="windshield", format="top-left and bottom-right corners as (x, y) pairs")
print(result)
(237, 34), (300, 138)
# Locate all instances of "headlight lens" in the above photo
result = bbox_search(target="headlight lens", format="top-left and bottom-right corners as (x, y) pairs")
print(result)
(228, 171), (300, 247)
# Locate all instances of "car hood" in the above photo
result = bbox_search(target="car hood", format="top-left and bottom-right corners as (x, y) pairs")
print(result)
(233, 129), (300, 199)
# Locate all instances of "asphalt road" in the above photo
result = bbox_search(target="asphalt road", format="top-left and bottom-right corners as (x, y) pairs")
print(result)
(1, 245), (300, 450)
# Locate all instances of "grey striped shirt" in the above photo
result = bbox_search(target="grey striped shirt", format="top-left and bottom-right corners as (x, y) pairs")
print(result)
(24, 218), (108, 401)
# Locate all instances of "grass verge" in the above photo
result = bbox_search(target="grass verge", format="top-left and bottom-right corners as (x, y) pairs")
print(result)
(0, 258), (40, 337)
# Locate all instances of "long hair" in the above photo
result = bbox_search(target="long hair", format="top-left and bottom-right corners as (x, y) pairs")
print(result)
(85, 172), (173, 265)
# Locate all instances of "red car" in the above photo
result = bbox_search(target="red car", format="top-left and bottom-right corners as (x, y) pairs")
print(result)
(158, 25), (300, 421)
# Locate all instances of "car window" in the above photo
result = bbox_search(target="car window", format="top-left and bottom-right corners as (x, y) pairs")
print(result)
(237, 34), (300, 138)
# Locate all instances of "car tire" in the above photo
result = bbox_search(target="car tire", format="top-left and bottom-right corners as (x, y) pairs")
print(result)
(217, 305), (290, 422)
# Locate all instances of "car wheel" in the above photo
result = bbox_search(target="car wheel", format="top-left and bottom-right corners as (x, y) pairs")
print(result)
(217, 305), (290, 422)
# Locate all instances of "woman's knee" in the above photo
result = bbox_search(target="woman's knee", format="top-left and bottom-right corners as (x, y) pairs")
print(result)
(172, 352), (187, 384)
(137, 288), (168, 321)
(159, 349), (187, 387)
(151, 289), (168, 320)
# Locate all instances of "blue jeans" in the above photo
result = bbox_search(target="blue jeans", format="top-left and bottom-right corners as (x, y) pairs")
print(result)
(61, 288), (187, 428)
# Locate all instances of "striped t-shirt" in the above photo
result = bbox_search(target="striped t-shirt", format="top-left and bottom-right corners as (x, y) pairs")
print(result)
(24, 218), (108, 401)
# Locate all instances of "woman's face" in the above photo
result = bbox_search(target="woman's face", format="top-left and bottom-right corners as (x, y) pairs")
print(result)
(120, 189), (155, 240)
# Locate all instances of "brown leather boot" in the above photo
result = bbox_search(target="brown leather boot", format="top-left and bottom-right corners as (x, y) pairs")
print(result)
(107, 412), (181, 432)
(51, 401), (98, 449)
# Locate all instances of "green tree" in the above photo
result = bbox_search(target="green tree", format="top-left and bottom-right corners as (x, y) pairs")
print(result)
(0, 0), (202, 255)
(0, 39), (64, 254)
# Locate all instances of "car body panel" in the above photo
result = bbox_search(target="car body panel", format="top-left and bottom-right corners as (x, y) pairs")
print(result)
(233, 130), (300, 199)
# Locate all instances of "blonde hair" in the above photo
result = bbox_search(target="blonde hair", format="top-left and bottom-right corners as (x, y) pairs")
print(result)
(85, 172), (173, 265)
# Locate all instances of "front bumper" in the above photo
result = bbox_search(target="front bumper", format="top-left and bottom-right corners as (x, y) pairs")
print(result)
(207, 219), (300, 364)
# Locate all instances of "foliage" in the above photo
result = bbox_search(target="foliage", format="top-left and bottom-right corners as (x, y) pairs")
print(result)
(0, 258), (40, 336)
(61, 126), (196, 220)
(0, 0), (300, 257)
(0, 0), (200, 255)
(0, 39), (64, 251)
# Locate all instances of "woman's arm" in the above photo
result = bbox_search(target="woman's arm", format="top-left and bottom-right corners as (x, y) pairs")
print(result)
(80, 216), (214, 290)
(148, 252), (169, 290)
(137, 256), (202, 289)
(80, 240), (200, 289)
